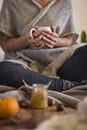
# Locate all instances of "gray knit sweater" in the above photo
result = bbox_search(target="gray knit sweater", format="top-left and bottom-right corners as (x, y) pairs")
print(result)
(0, 0), (78, 76)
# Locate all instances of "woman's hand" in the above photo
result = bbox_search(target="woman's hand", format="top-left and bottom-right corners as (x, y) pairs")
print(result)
(42, 25), (73, 48)
(28, 25), (57, 49)
(28, 28), (45, 49)
(28, 25), (73, 49)
(41, 25), (58, 48)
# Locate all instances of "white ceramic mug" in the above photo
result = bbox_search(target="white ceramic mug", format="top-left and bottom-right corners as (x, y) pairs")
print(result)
(29, 26), (51, 39)
(38, 26), (51, 32)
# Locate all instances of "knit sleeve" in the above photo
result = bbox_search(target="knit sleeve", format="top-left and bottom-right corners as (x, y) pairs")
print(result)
(0, 0), (18, 39)
(58, 0), (79, 44)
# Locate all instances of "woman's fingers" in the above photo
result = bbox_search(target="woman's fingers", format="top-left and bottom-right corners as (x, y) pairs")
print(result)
(28, 35), (45, 49)
(50, 25), (56, 32)
(45, 42), (54, 48)
(42, 32), (58, 47)
(28, 26), (59, 49)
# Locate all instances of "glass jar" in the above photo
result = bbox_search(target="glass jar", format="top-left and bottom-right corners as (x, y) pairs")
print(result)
(31, 84), (48, 109)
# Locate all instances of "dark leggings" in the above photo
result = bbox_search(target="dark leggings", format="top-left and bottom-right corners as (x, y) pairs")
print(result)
(0, 61), (63, 91)
(0, 45), (87, 91)
(58, 45), (87, 82)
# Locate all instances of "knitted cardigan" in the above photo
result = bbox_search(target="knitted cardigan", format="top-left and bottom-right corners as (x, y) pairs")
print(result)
(0, 0), (78, 76)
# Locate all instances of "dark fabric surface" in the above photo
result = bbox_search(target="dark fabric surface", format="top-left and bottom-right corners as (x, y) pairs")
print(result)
(58, 45), (87, 81)
(0, 61), (63, 91)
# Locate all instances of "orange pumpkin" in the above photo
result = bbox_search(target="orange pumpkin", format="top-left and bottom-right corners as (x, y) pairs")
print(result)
(0, 97), (19, 118)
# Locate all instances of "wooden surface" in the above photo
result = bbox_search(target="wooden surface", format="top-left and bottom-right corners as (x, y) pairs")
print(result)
(0, 103), (74, 130)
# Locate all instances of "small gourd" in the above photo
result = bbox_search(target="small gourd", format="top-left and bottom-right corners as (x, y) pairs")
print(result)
(0, 97), (19, 118)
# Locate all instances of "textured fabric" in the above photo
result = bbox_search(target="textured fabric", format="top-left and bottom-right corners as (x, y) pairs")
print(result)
(0, 0), (78, 38)
(4, 47), (68, 74)
(0, 0), (78, 76)
(4, 43), (87, 78)
(42, 43), (87, 77)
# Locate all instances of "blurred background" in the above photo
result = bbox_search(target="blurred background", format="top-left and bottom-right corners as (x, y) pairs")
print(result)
(71, 0), (87, 43)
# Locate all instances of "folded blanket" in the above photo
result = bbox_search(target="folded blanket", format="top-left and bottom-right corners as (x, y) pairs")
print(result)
(63, 84), (87, 100)
(42, 43), (87, 76)
(0, 85), (16, 93)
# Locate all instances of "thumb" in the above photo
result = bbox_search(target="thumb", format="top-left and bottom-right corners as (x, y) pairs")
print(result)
(50, 25), (56, 32)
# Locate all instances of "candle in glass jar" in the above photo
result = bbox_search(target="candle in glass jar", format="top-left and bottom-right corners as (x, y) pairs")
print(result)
(31, 84), (48, 109)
